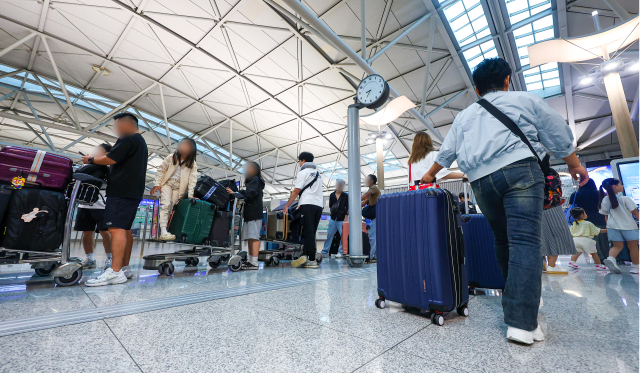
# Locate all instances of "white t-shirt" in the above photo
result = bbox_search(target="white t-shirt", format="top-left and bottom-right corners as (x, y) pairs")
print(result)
(295, 167), (323, 208)
(599, 195), (639, 230)
(408, 151), (452, 186)
(79, 190), (106, 210)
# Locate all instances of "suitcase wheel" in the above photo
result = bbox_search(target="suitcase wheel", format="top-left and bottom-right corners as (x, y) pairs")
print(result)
(180, 234), (188, 243)
(375, 298), (386, 309)
(431, 313), (445, 326)
(54, 268), (82, 287)
(158, 262), (174, 276)
(185, 257), (199, 267)
(190, 199), (197, 205)
(456, 305), (469, 317)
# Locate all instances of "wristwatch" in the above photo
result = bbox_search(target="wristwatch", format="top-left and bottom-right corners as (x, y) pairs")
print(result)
(88, 156), (94, 164)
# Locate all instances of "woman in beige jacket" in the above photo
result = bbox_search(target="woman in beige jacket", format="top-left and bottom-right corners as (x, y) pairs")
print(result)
(150, 138), (198, 241)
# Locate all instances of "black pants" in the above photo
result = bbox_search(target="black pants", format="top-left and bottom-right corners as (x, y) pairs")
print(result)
(300, 204), (322, 259)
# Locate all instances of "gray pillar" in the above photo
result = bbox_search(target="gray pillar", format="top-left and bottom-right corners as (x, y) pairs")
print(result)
(376, 137), (384, 190)
(347, 104), (363, 261)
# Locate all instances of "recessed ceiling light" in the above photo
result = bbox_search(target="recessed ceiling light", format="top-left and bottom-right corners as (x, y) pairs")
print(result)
(580, 76), (593, 84)
(602, 61), (619, 71)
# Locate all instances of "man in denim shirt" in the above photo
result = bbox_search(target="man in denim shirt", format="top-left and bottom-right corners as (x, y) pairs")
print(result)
(422, 58), (588, 345)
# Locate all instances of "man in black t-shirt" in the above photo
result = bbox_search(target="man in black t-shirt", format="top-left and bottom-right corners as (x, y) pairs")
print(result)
(82, 113), (148, 286)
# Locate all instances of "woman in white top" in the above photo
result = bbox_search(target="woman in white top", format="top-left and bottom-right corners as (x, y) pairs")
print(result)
(408, 132), (465, 186)
(598, 178), (639, 274)
(150, 138), (199, 241)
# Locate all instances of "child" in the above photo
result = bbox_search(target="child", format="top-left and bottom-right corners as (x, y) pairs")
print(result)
(567, 207), (608, 271)
(150, 138), (198, 241)
(598, 178), (639, 274)
(227, 162), (265, 270)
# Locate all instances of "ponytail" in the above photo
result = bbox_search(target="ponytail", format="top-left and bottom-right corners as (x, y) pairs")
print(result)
(598, 178), (620, 210)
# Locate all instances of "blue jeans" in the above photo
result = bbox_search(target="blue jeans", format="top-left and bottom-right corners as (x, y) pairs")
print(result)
(322, 219), (343, 254)
(471, 158), (544, 331)
(369, 218), (377, 259)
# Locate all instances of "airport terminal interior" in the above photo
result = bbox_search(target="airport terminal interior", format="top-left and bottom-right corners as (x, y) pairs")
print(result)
(0, 0), (638, 372)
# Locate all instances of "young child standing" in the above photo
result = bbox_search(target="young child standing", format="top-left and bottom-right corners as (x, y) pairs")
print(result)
(567, 207), (608, 271)
(150, 138), (198, 241)
(598, 178), (639, 274)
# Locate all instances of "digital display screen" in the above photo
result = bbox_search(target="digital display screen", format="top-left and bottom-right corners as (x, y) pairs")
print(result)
(586, 165), (613, 189)
(618, 161), (639, 205)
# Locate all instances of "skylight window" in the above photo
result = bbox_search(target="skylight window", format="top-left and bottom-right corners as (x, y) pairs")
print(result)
(317, 161), (347, 180)
(361, 152), (403, 172)
(440, 0), (498, 70)
(505, 0), (559, 92)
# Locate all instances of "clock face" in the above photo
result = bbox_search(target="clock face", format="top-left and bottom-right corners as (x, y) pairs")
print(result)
(357, 75), (386, 105)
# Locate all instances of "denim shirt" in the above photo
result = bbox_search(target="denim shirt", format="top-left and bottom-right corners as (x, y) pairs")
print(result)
(435, 90), (575, 182)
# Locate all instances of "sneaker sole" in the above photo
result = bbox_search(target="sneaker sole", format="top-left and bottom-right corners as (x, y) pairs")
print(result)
(507, 334), (534, 345)
(85, 277), (127, 287)
(603, 259), (622, 274)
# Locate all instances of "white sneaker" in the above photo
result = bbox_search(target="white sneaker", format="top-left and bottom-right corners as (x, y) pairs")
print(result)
(160, 233), (176, 241)
(630, 265), (639, 274)
(335, 253), (343, 258)
(546, 266), (568, 275)
(86, 268), (127, 287)
(291, 255), (308, 268)
(532, 325), (545, 342)
(567, 261), (579, 269)
(104, 258), (112, 269)
(507, 326), (534, 345)
(122, 266), (134, 279)
(81, 258), (96, 269)
(603, 257), (622, 274)
(595, 264), (608, 271)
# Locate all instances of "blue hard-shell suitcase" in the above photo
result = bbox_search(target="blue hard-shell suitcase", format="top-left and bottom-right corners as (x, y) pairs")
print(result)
(376, 188), (469, 325)
(461, 214), (506, 291)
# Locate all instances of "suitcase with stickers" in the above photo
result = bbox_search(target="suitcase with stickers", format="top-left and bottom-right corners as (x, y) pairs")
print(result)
(0, 146), (73, 191)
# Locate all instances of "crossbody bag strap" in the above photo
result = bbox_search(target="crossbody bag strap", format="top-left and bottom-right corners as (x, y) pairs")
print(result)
(299, 171), (319, 196)
(476, 99), (542, 164)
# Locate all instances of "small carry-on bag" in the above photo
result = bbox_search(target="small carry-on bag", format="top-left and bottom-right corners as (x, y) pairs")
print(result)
(168, 199), (216, 244)
(209, 210), (231, 247)
(461, 214), (505, 291)
(0, 147), (73, 191)
(375, 188), (469, 325)
(1, 188), (67, 251)
(193, 175), (231, 210)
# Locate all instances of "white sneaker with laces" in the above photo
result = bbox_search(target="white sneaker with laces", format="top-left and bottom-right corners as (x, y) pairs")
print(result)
(603, 257), (622, 274)
(335, 253), (343, 258)
(160, 232), (176, 241)
(630, 265), (639, 274)
(122, 266), (134, 279)
(85, 268), (127, 287)
(507, 327), (534, 345)
(595, 264), (608, 271)
(532, 325), (545, 342)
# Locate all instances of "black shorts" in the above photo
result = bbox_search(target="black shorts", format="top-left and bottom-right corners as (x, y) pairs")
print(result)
(103, 197), (140, 230)
(74, 208), (107, 233)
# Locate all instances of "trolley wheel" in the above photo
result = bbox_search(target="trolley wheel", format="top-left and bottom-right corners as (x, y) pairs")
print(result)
(180, 235), (188, 243)
(315, 252), (323, 264)
(431, 313), (445, 326)
(185, 257), (199, 267)
(208, 255), (221, 268)
(375, 299), (386, 309)
(159, 262), (174, 276)
(271, 257), (280, 267)
(54, 268), (82, 287)
(35, 263), (57, 277)
(228, 255), (242, 272)
(190, 198), (197, 205)
(457, 305), (469, 317)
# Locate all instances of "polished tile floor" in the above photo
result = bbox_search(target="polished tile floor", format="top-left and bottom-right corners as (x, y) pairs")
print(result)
(0, 247), (637, 373)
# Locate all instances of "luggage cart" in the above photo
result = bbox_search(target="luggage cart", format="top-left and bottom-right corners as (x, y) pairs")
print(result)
(0, 173), (105, 287)
(142, 197), (246, 275)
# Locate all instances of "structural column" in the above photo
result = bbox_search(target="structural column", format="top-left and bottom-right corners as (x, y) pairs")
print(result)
(376, 137), (384, 190)
(347, 104), (363, 261)
(603, 71), (639, 158)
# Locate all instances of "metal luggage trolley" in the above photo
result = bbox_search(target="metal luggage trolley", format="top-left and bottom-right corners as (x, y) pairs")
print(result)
(142, 197), (246, 275)
(0, 173), (105, 287)
(258, 208), (322, 267)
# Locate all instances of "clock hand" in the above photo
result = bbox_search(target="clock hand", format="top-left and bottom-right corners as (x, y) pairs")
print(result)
(366, 90), (371, 97)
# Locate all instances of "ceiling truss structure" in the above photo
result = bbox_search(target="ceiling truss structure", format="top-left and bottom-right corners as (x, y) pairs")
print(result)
(0, 0), (637, 195)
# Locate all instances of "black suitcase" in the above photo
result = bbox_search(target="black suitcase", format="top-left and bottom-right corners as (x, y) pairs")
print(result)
(362, 231), (371, 257)
(194, 175), (230, 210)
(1, 188), (67, 251)
(209, 210), (231, 247)
(0, 184), (13, 224)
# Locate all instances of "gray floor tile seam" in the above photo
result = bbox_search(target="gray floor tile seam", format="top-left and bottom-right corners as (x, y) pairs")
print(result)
(350, 323), (435, 373)
(100, 319), (145, 373)
(255, 302), (394, 348)
(0, 267), (377, 337)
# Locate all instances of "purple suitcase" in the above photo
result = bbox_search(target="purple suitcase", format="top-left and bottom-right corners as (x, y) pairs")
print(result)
(0, 146), (73, 191)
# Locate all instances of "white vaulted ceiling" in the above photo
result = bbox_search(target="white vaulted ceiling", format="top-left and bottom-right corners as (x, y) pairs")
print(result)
(0, 0), (637, 195)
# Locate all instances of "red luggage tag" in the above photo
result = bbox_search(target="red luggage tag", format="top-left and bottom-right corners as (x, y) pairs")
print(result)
(408, 183), (439, 191)
(11, 175), (25, 190)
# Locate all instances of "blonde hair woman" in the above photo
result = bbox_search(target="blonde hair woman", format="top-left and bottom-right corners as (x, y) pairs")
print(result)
(408, 132), (464, 185)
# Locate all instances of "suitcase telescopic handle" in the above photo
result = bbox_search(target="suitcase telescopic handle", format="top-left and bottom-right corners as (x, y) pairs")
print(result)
(463, 182), (468, 215)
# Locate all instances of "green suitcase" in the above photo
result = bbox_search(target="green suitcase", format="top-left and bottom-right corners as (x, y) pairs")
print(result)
(168, 199), (216, 244)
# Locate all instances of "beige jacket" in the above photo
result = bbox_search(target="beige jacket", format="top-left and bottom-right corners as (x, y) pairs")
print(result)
(154, 155), (198, 198)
